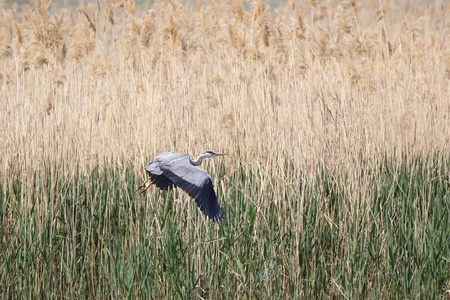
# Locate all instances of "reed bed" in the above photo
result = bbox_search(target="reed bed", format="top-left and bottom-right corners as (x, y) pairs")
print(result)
(1, 156), (449, 298)
(0, 0), (449, 298)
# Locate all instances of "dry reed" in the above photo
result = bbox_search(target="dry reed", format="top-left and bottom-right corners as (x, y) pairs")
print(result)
(0, 0), (448, 196)
(1, 1), (447, 173)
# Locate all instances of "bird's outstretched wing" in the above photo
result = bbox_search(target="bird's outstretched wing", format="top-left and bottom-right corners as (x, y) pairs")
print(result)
(159, 154), (225, 222)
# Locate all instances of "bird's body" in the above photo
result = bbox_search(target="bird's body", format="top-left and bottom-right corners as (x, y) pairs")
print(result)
(137, 151), (226, 222)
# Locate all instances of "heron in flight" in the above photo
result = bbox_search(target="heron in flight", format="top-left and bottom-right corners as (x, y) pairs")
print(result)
(137, 151), (226, 222)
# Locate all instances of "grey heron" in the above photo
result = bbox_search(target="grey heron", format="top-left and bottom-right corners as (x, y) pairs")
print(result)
(137, 151), (226, 222)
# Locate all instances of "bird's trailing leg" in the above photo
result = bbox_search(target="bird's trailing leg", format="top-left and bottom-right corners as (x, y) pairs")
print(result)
(136, 176), (155, 194)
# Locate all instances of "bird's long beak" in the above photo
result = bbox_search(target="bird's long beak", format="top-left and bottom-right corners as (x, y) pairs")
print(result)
(216, 153), (227, 156)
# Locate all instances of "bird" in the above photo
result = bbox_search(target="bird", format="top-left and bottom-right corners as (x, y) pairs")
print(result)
(136, 151), (227, 222)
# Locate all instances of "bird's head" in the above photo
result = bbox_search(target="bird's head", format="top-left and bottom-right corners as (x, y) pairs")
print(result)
(202, 151), (227, 158)
(190, 151), (226, 166)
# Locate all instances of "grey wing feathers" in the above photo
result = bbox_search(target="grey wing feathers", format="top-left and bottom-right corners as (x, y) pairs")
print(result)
(159, 155), (225, 222)
(145, 152), (174, 175)
(145, 152), (176, 190)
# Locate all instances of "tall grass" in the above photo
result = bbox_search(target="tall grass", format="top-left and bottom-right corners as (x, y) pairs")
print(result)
(1, 156), (449, 298)
(1, 0), (448, 172)
(0, 0), (449, 298)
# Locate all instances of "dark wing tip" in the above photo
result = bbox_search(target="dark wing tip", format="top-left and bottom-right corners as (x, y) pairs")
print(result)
(203, 206), (226, 223)
(212, 209), (226, 223)
(192, 178), (226, 223)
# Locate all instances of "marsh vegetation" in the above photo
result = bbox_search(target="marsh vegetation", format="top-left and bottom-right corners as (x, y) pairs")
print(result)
(0, 0), (449, 298)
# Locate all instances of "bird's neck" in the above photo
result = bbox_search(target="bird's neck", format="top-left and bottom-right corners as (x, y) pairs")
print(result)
(189, 155), (207, 166)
